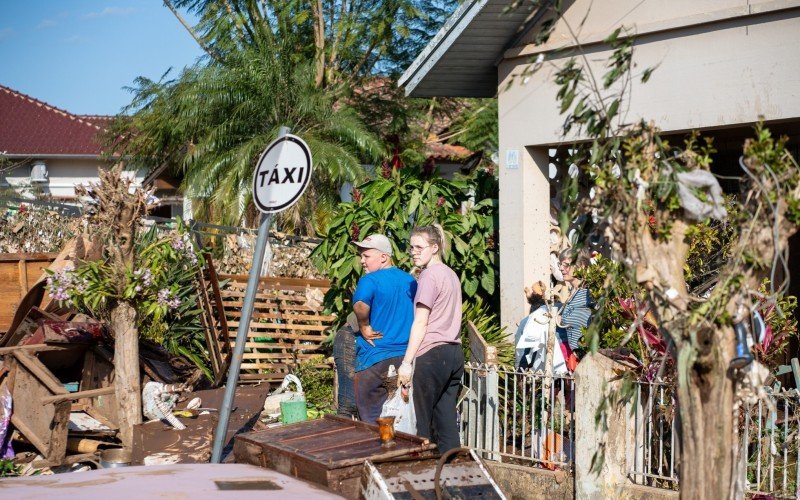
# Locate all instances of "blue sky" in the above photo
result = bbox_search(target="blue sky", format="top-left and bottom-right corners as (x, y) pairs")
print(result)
(0, 1), (204, 115)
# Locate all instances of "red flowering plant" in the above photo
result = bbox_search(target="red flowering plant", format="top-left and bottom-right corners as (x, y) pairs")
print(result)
(752, 281), (798, 368)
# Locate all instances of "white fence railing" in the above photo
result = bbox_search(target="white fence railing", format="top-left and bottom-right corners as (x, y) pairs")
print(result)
(627, 380), (800, 498)
(743, 390), (800, 497)
(459, 362), (574, 469)
(628, 380), (679, 489)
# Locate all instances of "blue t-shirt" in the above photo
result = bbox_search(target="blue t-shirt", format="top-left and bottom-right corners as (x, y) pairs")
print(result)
(352, 267), (417, 372)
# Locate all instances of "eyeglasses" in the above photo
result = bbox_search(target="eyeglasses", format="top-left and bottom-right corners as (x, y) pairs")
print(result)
(409, 244), (430, 254)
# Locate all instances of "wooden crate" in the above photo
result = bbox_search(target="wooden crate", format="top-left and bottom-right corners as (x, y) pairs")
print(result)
(219, 275), (335, 383)
(234, 414), (436, 498)
(0, 253), (57, 334)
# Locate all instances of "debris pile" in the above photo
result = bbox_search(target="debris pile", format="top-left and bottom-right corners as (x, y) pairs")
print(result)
(0, 204), (78, 253)
(216, 232), (323, 279)
(0, 246), (268, 474)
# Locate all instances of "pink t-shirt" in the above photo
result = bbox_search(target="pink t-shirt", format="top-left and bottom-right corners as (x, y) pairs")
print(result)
(414, 263), (462, 357)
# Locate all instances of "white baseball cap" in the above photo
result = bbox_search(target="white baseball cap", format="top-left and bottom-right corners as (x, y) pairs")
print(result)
(353, 234), (392, 256)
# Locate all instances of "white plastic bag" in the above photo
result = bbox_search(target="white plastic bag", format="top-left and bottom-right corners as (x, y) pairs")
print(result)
(263, 374), (304, 416)
(380, 388), (416, 435)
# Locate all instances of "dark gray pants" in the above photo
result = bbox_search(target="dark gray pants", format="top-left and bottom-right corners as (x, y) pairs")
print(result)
(412, 343), (464, 455)
(354, 356), (403, 425)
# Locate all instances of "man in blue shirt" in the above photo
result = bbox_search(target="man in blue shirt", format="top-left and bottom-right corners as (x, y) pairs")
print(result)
(352, 234), (416, 424)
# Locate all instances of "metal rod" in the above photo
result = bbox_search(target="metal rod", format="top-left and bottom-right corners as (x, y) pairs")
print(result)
(658, 385), (664, 475)
(769, 404), (775, 491)
(570, 377), (575, 468)
(559, 377), (565, 462)
(210, 126), (290, 463)
(521, 371), (527, 457)
(635, 382), (641, 481)
(530, 372), (537, 460)
(744, 402), (751, 489)
(757, 400), (763, 488)
(783, 398), (788, 492)
(503, 369), (509, 455)
(512, 368), (518, 456)
(670, 388), (675, 480)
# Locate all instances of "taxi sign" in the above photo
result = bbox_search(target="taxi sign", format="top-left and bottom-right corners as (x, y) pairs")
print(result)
(252, 134), (312, 213)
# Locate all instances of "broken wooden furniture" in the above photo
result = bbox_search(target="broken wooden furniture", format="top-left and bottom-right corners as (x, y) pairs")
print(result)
(219, 275), (336, 383)
(4, 350), (72, 466)
(234, 414), (437, 498)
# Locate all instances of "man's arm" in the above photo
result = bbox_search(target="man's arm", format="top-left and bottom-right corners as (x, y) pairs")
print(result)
(353, 300), (382, 346)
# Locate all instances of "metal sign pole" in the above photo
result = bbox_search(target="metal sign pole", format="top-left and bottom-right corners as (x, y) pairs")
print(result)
(210, 126), (290, 463)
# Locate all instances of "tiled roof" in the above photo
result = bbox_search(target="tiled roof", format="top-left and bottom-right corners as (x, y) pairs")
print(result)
(424, 134), (472, 161)
(0, 84), (111, 156)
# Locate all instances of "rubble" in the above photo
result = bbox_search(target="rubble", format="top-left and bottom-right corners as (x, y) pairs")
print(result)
(0, 244), (267, 475)
(216, 232), (323, 279)
(0, 203), (78, 254)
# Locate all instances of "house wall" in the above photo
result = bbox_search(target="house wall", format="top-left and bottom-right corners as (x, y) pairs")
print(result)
(1, 158), (146, 199)
(496, 2), (800, 331)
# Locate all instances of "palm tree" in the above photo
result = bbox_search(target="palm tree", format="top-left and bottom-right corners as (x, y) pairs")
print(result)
(116, 42), (384, 233)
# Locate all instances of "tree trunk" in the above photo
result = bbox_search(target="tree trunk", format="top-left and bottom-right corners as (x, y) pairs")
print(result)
(311, 0), (326, 88)
(674, 323), (738, 499)
(110, 301), (142, 448)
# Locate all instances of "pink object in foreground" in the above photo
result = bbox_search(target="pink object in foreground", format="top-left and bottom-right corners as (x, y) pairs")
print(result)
(0, 463), (342, 499)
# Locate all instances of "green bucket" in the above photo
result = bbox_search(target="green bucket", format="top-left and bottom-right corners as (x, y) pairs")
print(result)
(280, 398), (308, 424)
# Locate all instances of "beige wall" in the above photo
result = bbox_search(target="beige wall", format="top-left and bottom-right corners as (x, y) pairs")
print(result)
(497, 2), (800, 331)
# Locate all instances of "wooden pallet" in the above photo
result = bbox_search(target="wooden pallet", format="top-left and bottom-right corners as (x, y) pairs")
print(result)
(218, 275), (335, 382)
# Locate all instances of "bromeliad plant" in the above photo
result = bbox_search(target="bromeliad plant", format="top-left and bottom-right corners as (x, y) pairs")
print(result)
(311, 164), (499, 321)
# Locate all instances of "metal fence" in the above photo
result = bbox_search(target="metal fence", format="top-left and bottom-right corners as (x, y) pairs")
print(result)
(628, 380), (800, 498)
(460, 362), (574, 469)
(743, 389), (800, 497)
(628, 380), (679, 489)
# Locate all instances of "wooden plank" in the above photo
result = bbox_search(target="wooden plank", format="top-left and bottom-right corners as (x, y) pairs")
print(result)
(7, 352), (71, 463)
(79, 348), (119, 428)
(219, 274), (331, 290)
(0, 344), (72, 355)
(205, 255), (231, 386)
(241, 352), (323, 360)
(225, 310), (336, 322)
(18, 258), (28, 297)
(467, 320), (497, 365)
(41, 386), (116, 405)
(227, 332), (328, 343)
(196, 263), (223, 380)
(225, 322), (331, 332)
(0, 253), (59, 262)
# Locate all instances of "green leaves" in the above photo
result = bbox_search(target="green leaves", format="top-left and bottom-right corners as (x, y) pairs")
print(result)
(312, 165), (500, 324)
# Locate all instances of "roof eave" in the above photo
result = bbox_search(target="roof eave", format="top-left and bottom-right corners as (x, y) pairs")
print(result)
(399, 0), (490, 97)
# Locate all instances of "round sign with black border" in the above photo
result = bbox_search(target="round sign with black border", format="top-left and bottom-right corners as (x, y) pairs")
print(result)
(252, 134), (313, 214)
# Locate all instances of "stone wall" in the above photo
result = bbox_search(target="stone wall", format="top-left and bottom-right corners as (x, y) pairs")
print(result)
(485, 462), (573, 500)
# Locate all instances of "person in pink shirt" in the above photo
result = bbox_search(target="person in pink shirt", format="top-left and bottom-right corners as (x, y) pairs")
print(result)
(397, 224), (463, 454)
